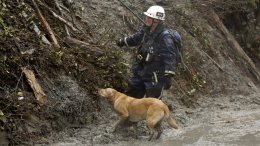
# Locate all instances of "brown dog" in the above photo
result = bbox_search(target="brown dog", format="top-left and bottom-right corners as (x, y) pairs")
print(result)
(98, 88), (178, 140)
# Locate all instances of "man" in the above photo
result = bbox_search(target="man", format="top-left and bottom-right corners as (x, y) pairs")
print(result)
(117, 5), (176, 99)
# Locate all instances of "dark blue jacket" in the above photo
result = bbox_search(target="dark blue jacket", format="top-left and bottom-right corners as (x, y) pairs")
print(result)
(124, 24), (176, 78)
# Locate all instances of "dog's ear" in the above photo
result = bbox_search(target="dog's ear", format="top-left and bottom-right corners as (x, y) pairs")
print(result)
(106, 88), (116, 97)
(103, 88), (117, 104)
(98, 88), (110, 98)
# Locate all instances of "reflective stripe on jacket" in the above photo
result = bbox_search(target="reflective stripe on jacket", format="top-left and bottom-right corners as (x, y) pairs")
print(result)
(124, 24), (176, 77)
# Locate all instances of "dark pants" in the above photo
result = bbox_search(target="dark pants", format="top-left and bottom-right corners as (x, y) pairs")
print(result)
(125, 74), (164, 99)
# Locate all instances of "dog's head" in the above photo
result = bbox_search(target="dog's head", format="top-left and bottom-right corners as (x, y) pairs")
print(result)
(98, 88), (117, 104)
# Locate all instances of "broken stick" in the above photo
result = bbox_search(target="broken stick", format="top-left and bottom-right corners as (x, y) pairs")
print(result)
(65, 37), (104, 55)
(38, 0), (78, 32)
(32, 0), (60, 49)
(54, 0), (70, 36)
(22, 67), (47, 105)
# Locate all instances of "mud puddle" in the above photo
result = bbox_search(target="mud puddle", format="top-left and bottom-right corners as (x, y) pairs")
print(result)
(45, 105), (260, 146)
(94, 109), (260, 146)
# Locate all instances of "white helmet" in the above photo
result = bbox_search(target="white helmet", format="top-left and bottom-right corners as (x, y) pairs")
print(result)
(144, 5), (165, 20)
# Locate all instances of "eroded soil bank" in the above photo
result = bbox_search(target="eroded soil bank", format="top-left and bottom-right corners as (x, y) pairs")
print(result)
(1, 0), (260, 145)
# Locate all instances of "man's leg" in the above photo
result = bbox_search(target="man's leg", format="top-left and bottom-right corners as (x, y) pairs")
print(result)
(125, 75), (145, 98)
(144, 76), (164, 98)
(146, 87), (163, 98)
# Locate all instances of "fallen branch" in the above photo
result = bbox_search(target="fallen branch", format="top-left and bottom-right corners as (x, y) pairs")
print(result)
(200, 49), (224, 72)
(210, 120), (234, 124)
(210, 9), (260, 81)
(51, 10), (78, 32)
(65, 37), (104, 55)
(22, 67), (47, 106)
(59, 3), (70, 12)
(31, 0), (60, 49)
(38, 0), (79, 32)
(54, 0), (70, 36)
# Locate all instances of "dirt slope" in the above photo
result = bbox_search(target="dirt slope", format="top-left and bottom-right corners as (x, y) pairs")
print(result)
(0, 0), (259, 145)
(38, 0), (260, 145)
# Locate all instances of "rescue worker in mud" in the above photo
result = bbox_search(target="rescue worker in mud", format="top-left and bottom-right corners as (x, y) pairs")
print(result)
(116, 5), (176, 99)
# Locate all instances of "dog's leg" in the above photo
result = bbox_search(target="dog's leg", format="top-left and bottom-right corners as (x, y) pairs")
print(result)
(111, 119), (122, 132)
(132, 123), (138, 139)
(147, 123), (155, 141)
(111, 119), (124, 132)
(148, 134), (154, 141)
(111, 114), (129, 132)
(155, 121), (163, 139)
(147, 107), (165, 140)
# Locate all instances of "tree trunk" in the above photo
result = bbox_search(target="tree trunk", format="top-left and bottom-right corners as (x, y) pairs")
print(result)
(210, 10), (260, 81)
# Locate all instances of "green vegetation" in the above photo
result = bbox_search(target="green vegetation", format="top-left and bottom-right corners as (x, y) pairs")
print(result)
(0, 110), (6, 123)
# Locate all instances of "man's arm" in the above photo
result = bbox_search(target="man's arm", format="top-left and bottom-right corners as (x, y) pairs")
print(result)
(117, 28), (146, 47)
(160, 34), (177, 75)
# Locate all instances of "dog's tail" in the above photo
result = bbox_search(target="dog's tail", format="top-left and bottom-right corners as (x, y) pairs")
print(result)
(164, 106), (178, 129)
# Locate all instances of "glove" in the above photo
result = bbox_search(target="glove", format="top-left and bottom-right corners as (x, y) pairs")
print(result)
(164, 74), (173, 90)
(116, 38), (125, 47)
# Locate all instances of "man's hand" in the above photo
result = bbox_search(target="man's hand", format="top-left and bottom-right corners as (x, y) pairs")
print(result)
(164, 73), (173, 90)
(116, 38), (125, 47)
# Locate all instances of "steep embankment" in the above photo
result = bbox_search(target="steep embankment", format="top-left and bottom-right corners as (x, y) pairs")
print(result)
(38, 0), (260, 145)
(0, 0), (259, 145)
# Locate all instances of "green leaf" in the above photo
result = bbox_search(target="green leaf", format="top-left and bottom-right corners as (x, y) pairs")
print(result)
(0, 110), (7, 123)
(0, 110), (4, 116)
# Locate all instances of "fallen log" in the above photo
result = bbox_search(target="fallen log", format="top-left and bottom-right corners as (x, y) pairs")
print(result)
(65, 37), (104, 55)
(210, 10), (260, 81)
(32, 0), (60, 49)
(22, 67), (47, 106)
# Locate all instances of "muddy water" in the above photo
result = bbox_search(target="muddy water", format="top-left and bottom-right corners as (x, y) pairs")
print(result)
(40, 81), (260, 146)
(49, 108), (260, 146)
(96, 110), (260, 146)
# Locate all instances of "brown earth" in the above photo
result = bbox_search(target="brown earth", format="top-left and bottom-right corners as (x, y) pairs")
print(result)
(0, 0), (259, 145)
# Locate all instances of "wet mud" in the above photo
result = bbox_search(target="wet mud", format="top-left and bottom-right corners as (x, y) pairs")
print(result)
(38, 92), (260, 146)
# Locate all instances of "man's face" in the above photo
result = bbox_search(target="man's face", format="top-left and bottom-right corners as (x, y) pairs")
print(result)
(145, 16), (154, 27)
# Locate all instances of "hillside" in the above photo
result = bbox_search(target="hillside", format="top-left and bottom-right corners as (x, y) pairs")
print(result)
(0, 0), (259, 145)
